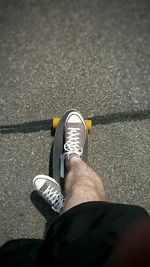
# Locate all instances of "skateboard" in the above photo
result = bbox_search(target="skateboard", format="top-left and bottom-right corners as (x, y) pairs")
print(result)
(52, 110), (92, 189)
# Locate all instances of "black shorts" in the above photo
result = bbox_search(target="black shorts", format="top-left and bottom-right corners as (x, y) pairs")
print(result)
(0, 202), (149, 267)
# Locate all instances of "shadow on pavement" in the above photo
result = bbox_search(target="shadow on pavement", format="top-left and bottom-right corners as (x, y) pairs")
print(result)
(30, 191), (58, 239)
(0, 109), (150, 135)
(30, 141), (58, 239)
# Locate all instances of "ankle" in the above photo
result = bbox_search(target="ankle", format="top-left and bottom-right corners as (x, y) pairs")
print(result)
(68, 156), (82, 167)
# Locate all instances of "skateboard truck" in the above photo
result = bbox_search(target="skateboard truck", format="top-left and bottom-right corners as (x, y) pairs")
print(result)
(53, 117), (92, 133)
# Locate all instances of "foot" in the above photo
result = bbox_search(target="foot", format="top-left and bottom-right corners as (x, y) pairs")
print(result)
(64, 110), (87, 167)
(33, 175), (64, 213)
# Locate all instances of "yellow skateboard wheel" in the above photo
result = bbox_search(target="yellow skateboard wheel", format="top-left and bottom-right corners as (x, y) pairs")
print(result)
(53, 117), (92, 132)
(85, 119), (92, 132)
(53, 117), (60, 129)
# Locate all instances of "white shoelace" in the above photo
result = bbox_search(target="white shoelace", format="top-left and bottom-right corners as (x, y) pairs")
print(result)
(43, 186), (64, 213)
(64, 127), (83, 157)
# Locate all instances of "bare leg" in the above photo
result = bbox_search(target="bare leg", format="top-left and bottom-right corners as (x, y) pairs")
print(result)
(62, 157), (106, 213)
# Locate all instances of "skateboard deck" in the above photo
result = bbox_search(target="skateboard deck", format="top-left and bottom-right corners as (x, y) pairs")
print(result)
(52, 110), (88, 188)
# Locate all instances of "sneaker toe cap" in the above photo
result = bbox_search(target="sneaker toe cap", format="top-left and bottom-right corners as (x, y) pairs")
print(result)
(67, 114), (81, 123)
(33, 178), (46, 190)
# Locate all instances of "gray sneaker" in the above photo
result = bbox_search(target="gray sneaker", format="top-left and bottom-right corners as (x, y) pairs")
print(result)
(33, 175), (64, 213)
(63, 111), (87, 167)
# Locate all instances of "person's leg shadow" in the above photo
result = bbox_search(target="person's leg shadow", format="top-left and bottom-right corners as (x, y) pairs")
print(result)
(30, 128), (58, 239)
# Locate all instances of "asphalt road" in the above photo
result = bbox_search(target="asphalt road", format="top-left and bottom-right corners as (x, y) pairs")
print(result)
(0, 0), (150, 245)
